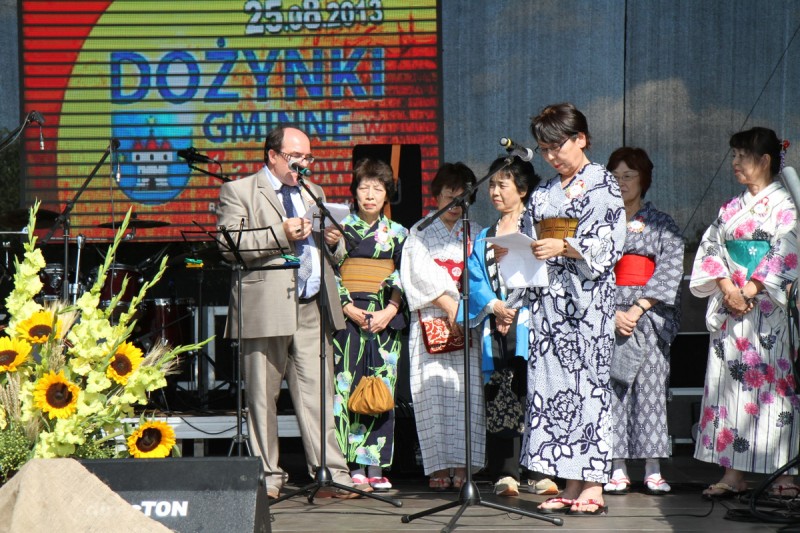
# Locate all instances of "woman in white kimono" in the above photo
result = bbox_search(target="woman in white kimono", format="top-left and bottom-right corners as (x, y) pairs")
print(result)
(690, 127), (799, 499)
(399, 163), (485, 491)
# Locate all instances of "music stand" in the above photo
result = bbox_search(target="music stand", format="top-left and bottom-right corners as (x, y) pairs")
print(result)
(195, 221), (295, 456)
(270, 176), (401, 507)
(400, 158), (563, 531)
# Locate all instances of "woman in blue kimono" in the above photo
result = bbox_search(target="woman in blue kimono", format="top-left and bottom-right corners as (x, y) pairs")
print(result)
(463, 155), (539, 497)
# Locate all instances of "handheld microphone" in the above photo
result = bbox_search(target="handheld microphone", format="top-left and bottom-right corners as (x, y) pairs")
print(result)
(290, 162), (312, 177)
(499, 137), (534, 162)
(177, 147), (217, 165)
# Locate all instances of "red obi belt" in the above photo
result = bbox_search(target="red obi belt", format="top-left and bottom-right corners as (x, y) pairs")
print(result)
(615, 254), (656, 286)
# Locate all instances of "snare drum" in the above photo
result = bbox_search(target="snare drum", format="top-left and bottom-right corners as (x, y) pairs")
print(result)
(38, 263), (67, 302)
(88, 263), (143, 305)
(139, 298), (195, 350)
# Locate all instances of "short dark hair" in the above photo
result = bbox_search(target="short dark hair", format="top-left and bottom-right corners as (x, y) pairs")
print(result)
(263, 124), (300, 162)
(729, 127), (782, 175)
(430, 162), (477, 203)
(530, 102), (591, 149)
(488, 156), (540, 203)
(607, 147), (654, 197)
(350, 158), (396, 210)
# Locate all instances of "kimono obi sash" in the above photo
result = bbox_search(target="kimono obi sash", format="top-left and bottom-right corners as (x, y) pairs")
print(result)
(725, 239), (770, 278)
(614, 254), (656, 286)
(340, 258), (395, 294)
(538, 217), (578, 239)
(434, 258), (464, 291)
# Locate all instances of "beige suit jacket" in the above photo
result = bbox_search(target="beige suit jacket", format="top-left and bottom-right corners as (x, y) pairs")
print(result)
(217, 167), (346, 338)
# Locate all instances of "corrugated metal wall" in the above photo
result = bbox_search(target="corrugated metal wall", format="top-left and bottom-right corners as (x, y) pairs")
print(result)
(441, 0), (800, 250)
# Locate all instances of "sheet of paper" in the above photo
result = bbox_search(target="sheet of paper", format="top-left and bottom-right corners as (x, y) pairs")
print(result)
(303, 202), (351, 231)
(482, 232), (549, 288)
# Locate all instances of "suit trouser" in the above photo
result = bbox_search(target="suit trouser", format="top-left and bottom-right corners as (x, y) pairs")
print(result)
(242, 299), (351, 490)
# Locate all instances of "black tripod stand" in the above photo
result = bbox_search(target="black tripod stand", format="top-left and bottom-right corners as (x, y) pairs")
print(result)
(272, 175), (401, 507)
(400, 158), (562, 531)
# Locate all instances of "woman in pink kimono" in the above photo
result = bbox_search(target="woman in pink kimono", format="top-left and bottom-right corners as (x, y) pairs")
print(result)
(690, 127), (799, 499)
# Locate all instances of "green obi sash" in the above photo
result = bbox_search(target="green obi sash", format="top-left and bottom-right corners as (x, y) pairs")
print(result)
(725, 239), (770, 278)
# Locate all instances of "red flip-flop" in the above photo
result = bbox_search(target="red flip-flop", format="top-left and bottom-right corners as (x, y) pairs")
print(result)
(537, 497), (575, 515)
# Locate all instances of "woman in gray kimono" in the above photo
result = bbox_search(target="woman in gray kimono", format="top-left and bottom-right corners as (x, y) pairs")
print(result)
(603, 147), (683, 496)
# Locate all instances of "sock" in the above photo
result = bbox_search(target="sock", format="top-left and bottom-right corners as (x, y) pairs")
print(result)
(611, 459), (628, 480)
(645, 459), (660, 478)
(367, 465), (382, 479)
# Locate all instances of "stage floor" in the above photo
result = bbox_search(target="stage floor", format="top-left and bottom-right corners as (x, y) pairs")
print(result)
(264, 447), (798, 532)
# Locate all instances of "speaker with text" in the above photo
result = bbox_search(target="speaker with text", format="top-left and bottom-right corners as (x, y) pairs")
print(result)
(81, 457), (270, 533)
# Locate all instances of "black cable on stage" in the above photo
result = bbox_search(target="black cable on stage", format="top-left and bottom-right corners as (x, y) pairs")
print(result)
(682, 19), (800, 236)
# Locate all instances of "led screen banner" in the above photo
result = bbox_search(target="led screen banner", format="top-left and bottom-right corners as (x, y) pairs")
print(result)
(20, 0), (441, 242)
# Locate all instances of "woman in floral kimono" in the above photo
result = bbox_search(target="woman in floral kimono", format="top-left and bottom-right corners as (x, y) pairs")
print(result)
(399, 162), (485, 491)
(603, 147), (684, 497)
(522, 103), (626, 516)
(690, 127), (798, 499)
(332, 158), (408, 491)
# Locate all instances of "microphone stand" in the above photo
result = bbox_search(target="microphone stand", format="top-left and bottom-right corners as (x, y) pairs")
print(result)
(401, 157), (563, 531)
(0, 111), (38, 153)
(186, 161), (230, 183)
(41, 139), (118, 301)
(271, 177), (400, 507)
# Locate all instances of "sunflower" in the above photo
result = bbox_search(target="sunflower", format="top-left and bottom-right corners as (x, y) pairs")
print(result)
(16, 310), (61, 344)
(0, 336), (32, 372)
(33, 371), (80, 419)
(127, 420), (176, 458)
(106, 342), (143, 385)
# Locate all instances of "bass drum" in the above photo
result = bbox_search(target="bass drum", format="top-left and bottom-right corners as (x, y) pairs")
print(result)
(138, 298), (195, 350)
(87, 263), (143, 306)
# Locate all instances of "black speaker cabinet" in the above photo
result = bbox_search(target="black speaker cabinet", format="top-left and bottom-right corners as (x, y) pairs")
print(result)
(81, 457), (270, 533)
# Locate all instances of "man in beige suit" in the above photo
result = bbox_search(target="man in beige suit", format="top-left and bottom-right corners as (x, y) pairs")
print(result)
(217, 125), (368, 499)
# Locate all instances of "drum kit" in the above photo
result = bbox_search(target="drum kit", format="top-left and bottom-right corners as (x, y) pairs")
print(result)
(0, 206), (224, 410)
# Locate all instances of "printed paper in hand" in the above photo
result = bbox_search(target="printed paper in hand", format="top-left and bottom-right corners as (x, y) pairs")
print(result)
(483, 232), (549, 288)
(304, 202), (350, 231)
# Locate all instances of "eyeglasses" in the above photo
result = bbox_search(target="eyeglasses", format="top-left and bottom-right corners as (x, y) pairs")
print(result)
(613, 172), (640, 182)
(535, 135), (576, 156)
(278, 151), (315, 165)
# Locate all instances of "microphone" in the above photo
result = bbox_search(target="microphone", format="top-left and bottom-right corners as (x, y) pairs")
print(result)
(177, 147), (217, 165)
(499, 137), (534, 162)
(110, 138), (121, 182)
(290, 162), (312, 177)
(30, 111), (45, 151)
(781, 166), (800, 209)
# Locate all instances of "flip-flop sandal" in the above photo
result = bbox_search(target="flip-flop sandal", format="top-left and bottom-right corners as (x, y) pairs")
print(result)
(567, 499), (608, 516)
(603, 477), (631, 494)
(537, 497), (575, 515)
(429, 477), (451, 491)
(643, 474), (671, 496)
(770, 484), (800, 499)
(702, 482), (743, 500)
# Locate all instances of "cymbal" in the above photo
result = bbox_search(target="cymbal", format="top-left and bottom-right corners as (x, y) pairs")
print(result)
(97, 219), (170, 229)
(0, 208), (59, 229)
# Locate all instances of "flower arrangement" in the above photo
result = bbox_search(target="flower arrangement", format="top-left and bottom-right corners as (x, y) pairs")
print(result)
(0, 204), (208, 480)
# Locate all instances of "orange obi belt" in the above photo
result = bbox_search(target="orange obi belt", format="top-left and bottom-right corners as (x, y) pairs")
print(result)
(340, 258), (395, 294)
(615, 254), (656, 286)
(538, 217), (578, 239)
